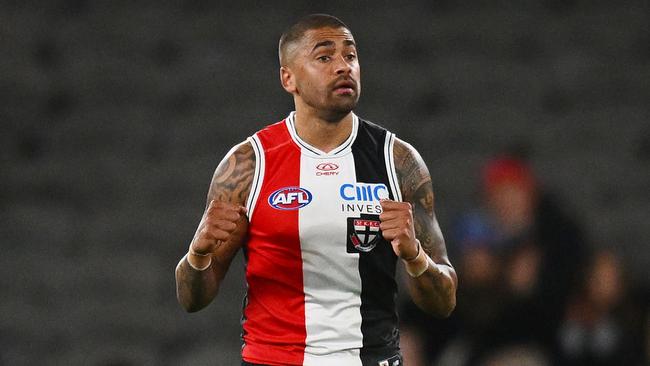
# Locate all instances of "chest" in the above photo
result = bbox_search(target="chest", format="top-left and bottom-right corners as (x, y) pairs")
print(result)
(250, 150), (389, 251)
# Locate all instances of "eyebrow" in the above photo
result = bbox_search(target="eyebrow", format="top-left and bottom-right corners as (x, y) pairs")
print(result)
(311, 39), (356, 53)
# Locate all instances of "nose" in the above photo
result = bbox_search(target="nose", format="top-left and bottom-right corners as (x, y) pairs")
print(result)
(334, 54), (352, 75)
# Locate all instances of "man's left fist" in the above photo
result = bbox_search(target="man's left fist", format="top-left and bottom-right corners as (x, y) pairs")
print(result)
(379, 199), (419, 260)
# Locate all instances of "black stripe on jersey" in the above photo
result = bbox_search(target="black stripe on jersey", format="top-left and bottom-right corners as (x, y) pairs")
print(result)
(351, 119), (400, 364)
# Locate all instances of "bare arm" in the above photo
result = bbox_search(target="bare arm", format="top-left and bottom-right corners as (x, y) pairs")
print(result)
(175, 141), (255, 312)
(392, 138), (457, 317)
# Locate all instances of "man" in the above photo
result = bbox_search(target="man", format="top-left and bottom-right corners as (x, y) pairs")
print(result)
(175, 14), (457, 366)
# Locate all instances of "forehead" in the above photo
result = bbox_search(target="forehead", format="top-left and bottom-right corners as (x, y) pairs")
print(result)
(300, 27), (356, 49)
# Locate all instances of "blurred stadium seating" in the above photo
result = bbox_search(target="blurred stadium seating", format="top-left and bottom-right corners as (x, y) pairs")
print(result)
(1, 1), (648, 364)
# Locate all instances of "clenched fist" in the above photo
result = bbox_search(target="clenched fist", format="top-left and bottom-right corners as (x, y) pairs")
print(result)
(379, 199), (419, 260)
(380, 199), (430, 277)
(187, 200), (247, 270)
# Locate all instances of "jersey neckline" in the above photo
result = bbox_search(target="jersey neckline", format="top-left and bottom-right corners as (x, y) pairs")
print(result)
(285, 111), (359, 158)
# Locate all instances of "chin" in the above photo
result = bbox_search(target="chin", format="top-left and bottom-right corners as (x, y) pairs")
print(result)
(318, 106), (355, 123)
(328, 105), (356, 119)
(332, 97), (359, 113)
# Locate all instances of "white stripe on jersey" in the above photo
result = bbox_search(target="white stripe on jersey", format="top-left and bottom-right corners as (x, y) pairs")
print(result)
(299, 152), (364, 360)
(384, 132), (402, 202)
(246, 135), (265, 219)
(303, 348), (363, 366)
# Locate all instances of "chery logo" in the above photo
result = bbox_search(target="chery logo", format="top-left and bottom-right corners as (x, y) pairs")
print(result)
(316, 162), (339, 176)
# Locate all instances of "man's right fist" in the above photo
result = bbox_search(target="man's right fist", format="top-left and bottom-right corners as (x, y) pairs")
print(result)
(188, 200), (247, 264)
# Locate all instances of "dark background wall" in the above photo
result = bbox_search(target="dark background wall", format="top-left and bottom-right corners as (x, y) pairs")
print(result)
(1, 0), (648, 364)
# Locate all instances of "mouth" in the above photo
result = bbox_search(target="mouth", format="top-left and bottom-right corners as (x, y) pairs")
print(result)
(332, 79), (356, 95)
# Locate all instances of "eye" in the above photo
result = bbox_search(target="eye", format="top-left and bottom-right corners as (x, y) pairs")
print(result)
(345, 53), (357, 61)
(317, 55), (331, 62)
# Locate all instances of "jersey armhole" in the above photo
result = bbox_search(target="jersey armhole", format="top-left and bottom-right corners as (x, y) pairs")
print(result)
(383, 132), (403, 202)
(246, 134), (265, 220)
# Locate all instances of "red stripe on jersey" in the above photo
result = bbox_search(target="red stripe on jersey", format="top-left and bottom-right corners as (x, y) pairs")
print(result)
(242, 121), (306, 365)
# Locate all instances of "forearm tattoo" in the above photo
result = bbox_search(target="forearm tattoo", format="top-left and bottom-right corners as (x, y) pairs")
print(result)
(176, 142), (255, 310)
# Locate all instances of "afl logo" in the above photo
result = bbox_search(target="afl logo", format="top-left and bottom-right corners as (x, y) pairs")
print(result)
(268, 186), (313, 210)
(316, 162), (339, 176)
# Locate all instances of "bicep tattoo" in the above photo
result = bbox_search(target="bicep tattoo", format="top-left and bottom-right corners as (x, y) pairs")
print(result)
(393, 139), (449, 263)
(207, 142), (255, 206)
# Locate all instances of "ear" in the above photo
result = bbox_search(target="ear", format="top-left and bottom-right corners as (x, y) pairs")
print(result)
(280, 66), (297, 94)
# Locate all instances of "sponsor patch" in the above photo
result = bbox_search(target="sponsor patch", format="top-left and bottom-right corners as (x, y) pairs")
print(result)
(268, 186), (313, 210)
(347, 213), (382, 253)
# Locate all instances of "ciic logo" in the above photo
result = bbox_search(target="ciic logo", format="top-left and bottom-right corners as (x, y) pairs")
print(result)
(268, 186), (313, 210)
(339, 183), (388, 201)
(316, 162), (339, 176)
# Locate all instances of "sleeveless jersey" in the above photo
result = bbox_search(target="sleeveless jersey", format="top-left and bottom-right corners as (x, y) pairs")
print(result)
(241, 112), (403, 366)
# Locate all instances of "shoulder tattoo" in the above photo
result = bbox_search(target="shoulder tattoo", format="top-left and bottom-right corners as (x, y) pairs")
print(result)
(393, 139), (433, 214)
(207, 142), (255, 205)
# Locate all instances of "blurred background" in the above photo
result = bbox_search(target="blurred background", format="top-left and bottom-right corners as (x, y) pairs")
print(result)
(1, 0), (648, 365)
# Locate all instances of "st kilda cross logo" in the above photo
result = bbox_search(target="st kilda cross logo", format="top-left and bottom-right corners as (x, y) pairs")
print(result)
(347, 213), (382, 253)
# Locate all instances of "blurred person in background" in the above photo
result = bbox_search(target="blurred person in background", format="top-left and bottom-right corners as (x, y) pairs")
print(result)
(401, 155), (588, 365)
(478, 156), (587, 353)
(557, 249), (646, 366)
(174, 14), (456, 366)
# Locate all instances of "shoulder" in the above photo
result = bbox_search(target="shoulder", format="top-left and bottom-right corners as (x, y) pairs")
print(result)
(228, 139), (254, 157)
(352, 115), (420, 167)
(353, 117), (395, 155)
(255, 119), (287, 136)
(393, 138), (426, 170)
(356, 116), (391, 140)
(352, 118), (431, 201)
(251, 118), (303, 154)
(392, 138), (432, 203)
(207, 140), (256, 206)
(357, 116), (387, 132)
(393, 138), (418, 160)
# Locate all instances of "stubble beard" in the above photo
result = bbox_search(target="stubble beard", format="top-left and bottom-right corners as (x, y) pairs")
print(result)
(295, 76), (361, 122)
(312, 89), (361, 123)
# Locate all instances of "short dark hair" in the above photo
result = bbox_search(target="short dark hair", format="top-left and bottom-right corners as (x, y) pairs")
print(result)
(278, 14), (351, 66)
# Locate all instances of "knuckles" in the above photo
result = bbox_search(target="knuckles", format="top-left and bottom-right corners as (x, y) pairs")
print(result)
(207, 201), (241, 215)
(206, 209), (240, 222)
(204, 208), (241, 226)
(380, 202), (412, 215)
(199, 223), (232, 242)
(194, 201), (247, 250)
(199, 227), (214, 241)
(369, 202), (421, 245)
(205, 218), (237, 231)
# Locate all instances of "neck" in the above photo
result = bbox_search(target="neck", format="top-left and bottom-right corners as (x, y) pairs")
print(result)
(293, 105), (354, 153)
